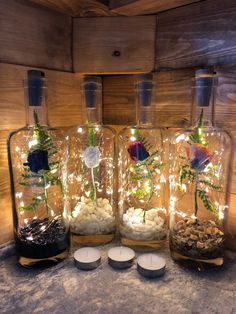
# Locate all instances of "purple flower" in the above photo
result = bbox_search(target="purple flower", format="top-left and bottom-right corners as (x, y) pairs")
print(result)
(128, 141), (149, 162)
(24, 149), (50, 173)
(186, 143), (212, 171)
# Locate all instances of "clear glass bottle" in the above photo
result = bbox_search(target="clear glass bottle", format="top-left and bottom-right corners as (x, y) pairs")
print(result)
(8, 70), (70, 267)
(169, 69), (233, 270)
(118, 74), (167, 250)
(69, 76), (116, 246)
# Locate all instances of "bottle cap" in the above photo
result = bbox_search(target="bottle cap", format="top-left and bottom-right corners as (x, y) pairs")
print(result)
(27, 70), (45, 107)
(195, 68), (215, 107)
(83, 76), (101, 108)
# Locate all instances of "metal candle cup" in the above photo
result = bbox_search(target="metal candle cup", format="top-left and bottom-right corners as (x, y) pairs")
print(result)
(108, 246), (135, 269)
(74, 247), (101, 270)
(137, 254), (166, 278)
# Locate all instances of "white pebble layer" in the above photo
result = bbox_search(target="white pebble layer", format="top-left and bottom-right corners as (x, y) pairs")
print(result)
(70, 197), (115, 235)
(120, 207), (167, 240)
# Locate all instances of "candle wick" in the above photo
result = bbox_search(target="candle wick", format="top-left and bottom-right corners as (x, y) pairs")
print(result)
(86, 249), (89, 257)
(120, 247), (122, 255)
(150, 254), (152, 266)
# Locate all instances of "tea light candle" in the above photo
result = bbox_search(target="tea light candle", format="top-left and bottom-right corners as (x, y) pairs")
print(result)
(108, 246), (135, 269)
(137, 254), (166, 278)
(74, 247), (101, 270)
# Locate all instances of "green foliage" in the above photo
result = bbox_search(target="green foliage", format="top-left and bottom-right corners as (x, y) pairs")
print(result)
(197, 189), (216, 214)
(179, 164), (196, 187)
(130, 187), (149, 199)
(178, 109), (222, 217)
(87, 123), (97, 147)
(86, 123), (98, 201)
(129, 135), (164, 204)
(198, 179), (221, 191)
(19, 111), (63, 214)
(189, 109), (206, 146)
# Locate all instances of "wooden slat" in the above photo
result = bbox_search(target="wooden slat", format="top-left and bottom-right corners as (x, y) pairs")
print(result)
(29, 0), (112, 17)
(0, 0), (72, 71)
(156, 0), (236, 70)
(0, 63), (82, 130)
(110, 0), (201, 16)
(73, 16), (156, 73)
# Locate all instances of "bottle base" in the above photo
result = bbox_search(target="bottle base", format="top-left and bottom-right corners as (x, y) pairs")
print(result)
(18, 249), (69, 267)
(71, 233), (115, 246)
(121, 237), (166, 251)
(171, 250), (224, 271)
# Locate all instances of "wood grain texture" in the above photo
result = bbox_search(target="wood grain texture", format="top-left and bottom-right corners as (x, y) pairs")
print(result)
(73, 16), (156, 73)
(156, 0), (236, 70)
(110, 0), (201, 16)
(0, 63), (82, 130)
(0, 0), (72, 71)
(29, 0), (113, 17)
(0, 63), (83, 245)
(103, 69), (194, 126)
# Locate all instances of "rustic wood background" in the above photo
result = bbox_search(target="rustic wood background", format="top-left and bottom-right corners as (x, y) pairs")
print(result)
(1, 0), (236, 248)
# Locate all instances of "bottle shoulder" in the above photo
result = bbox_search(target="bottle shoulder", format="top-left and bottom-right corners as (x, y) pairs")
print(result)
(69, 124), (116, 137)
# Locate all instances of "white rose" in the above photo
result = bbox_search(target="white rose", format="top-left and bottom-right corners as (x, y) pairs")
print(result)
(82, 146), (100, 168)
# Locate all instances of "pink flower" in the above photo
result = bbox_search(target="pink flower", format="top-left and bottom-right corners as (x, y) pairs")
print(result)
(186, 143), (213, 171)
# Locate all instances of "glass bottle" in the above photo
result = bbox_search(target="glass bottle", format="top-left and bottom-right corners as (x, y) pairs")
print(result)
(8, 70), (70, 267)
(69, 76), (116, 246)
(118, 74), (167, 250)
(169, 69), (233, 270)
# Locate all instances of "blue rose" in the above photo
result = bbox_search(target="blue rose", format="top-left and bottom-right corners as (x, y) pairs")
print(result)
(24, 149), (50, 173)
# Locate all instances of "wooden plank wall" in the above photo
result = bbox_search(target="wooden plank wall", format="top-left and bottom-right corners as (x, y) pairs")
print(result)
(0, 0), (72, 71)
(73, 16), (156, 73)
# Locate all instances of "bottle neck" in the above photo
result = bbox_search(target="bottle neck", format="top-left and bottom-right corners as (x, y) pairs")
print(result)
(191, 78), (216, 128)
(24, 80), (48, 127)
(82, 82), (102, 125)
(136, 80), (154, 127)
(26, 105), (48, 127)
(191, 105), (214, 128)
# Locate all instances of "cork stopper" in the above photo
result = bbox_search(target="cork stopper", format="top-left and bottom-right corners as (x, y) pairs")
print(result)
(27, 70), (45, 106)
(83, 76), (101, 108)
(195, 68), (215, 107)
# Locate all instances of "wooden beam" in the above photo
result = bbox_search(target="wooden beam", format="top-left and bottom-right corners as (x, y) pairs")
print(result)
(73, 16), (156, 73)
(156, 0), (236, 70)
(29, 0), (113, 17)
(109, 0), (202, 16)
(0, 0), (72, 71)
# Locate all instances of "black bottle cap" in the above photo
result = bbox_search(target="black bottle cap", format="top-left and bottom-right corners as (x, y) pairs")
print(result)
(27, 70), (45, 106)
(83, 76), (101, 108)
(195, 68), (215, 107)
(136, 73), (153, 107)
